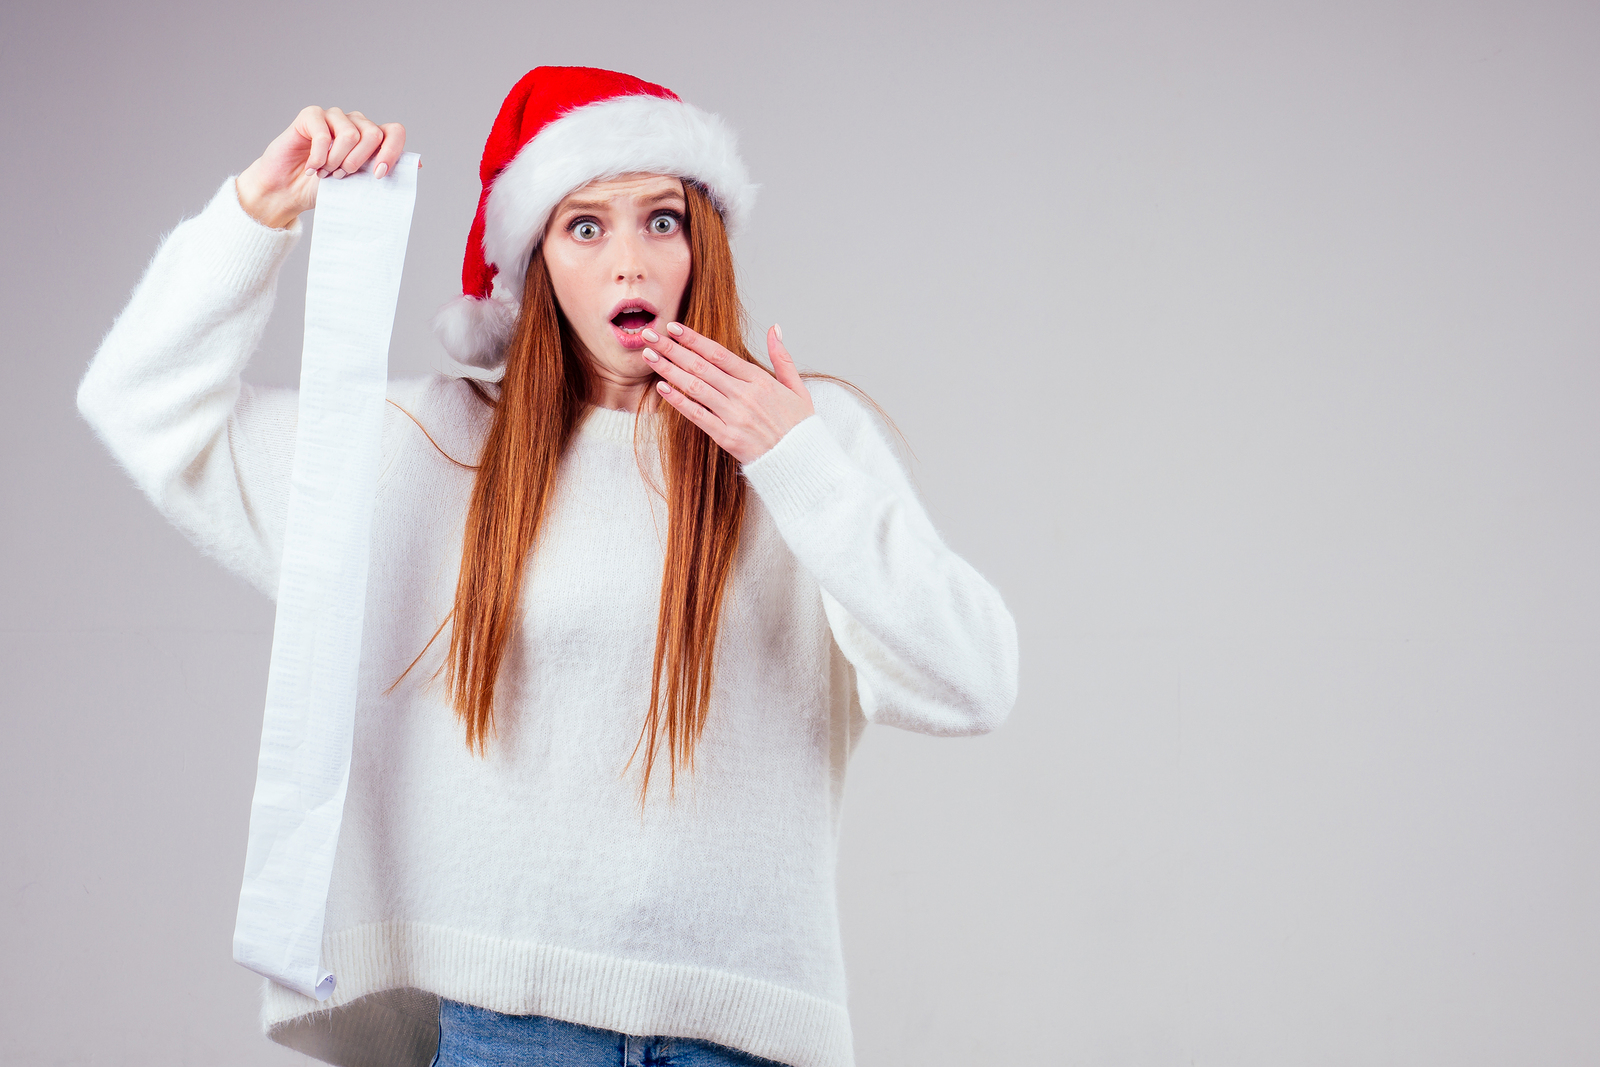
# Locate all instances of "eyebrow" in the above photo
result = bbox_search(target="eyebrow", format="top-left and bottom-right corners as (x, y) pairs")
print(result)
(556, 188), (686, 215)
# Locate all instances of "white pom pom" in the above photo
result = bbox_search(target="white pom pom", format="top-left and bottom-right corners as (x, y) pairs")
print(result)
(431, 293), (518, 369)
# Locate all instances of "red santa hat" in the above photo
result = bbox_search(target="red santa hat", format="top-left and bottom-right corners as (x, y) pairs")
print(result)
(431, 66), (758, 370)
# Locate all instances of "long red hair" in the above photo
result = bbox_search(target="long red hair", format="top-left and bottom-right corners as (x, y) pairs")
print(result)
(391, 180), (897, 807)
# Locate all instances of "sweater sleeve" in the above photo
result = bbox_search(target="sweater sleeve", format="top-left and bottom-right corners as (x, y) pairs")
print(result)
(739, 383), (1020, 736)
(76, 176), (305, 600)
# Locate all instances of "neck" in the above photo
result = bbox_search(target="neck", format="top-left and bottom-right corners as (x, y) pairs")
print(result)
(587, 364), (657, 413)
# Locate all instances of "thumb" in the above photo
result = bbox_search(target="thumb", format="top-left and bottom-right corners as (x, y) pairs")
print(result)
(767, 324), (804, 394)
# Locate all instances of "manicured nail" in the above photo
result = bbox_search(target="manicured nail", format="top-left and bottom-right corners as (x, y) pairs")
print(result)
(304, 167), (318, 178)
(657, 381), (672, 394)
(332, 168), (347, 179)
(643, 348), (659, 362)
(374, 162), (388, 180)
(667, 323), (684, 336)
(775, 323), (784, 342)
(642, 328), (660, 343)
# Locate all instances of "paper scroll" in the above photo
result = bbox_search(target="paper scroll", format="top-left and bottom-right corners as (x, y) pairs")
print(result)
(233, 152), (420, 1000)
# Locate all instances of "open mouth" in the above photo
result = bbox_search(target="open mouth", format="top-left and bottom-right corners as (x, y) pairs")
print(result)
(608, 299), (660, 351)
(610, 301), (658, 336)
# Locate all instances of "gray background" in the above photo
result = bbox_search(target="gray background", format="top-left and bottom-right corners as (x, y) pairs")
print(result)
(3, 0), (1596, 1064)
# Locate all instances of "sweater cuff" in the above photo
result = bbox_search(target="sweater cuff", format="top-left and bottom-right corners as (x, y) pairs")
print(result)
(191, 176), (303, 295)
(740, 414), (858, 527)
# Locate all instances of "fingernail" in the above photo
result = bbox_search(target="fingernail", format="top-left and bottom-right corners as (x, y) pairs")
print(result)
(374, 162), (388, 180)
(775, 323), (784, 342)
(657, 381), (672, 394)
(304, 167), (318, 178)
(642, 328), (660, 343)
(667, 323), (684, 336)
(643, 348), (659, 362)
(332, 168), (347, 179)
(318, 168), (331, 178)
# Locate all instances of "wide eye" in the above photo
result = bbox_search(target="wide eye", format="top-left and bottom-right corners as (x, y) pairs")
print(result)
(571, 219), (601, 241)
(649, 212), (681, 236)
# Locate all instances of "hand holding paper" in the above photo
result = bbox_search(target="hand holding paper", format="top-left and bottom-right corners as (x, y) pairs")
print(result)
(237, 106), (409, 229)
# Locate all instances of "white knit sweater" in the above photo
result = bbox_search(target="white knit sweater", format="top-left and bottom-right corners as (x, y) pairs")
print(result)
(76, 177), (1019, 1067)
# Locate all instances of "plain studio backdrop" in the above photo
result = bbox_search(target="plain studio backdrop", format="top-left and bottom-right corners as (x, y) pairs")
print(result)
(3, 1), (1596, 1064)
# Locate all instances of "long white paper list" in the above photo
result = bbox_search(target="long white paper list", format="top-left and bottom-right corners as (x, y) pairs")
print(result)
(233, 152), (420, 1001)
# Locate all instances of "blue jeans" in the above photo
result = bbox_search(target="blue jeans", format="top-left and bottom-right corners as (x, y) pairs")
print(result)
(430, 998), (790, 1066)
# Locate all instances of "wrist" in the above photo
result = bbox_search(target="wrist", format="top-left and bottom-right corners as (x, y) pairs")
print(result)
(740, 414), (854, 526)
(235, 165), (301, 230)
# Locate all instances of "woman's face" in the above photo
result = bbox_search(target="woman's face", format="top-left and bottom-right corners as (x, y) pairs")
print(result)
(542, 173), (691, 403)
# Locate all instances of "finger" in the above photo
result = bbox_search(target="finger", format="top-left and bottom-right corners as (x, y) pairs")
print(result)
(370, 122), (407, 179)
(338, 111), (387, 176)
(656, 380), (729, 443)
(322, 107), (362, 177)
(296, 106), (334, 173)
(766, 323), (806, 395)
(643, 327), (746, 402)
(660, 321), (760, 382)
(644, 341), (734, 418)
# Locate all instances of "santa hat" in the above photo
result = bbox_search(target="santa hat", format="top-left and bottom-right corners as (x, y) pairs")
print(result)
(431, 66), (758, 371)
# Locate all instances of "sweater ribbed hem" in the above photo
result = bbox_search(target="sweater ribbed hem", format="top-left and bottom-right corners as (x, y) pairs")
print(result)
(739, 416), (856, 527)
(261, 921), (853, 1067)
(191, 176), (303, 295)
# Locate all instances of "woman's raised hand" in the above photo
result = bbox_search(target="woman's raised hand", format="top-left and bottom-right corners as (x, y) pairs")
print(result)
(643, 323), (815, 465)
(235, 106), (407, 230)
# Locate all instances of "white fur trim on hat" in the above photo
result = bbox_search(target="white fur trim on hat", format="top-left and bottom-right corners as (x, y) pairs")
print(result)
(432, 93), (757, 370)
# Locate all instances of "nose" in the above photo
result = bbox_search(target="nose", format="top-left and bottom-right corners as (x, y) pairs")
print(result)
(609, 229), (647, 284)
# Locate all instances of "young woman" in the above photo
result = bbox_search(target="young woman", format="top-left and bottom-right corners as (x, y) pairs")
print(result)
(76, 67), (1018, 1067)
